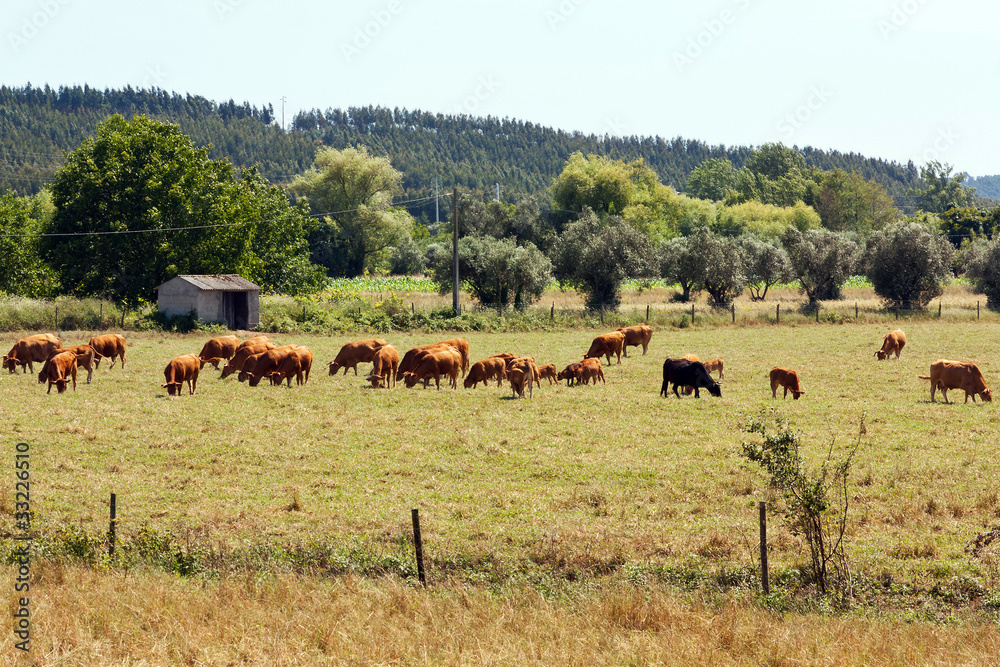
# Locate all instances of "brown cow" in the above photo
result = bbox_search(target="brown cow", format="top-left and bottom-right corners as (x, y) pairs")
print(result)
(503, 356), (541, 385)
(368, 345), (400, 388)
(43, 344), (96, 384)
(162, 354), (200, 396)
(617, 324), (653, 357)
(557, 362), (584, 386)
(328, 339), (389, 376)
(537, 364), (558, 385)
(221, 343), (273, 379)
(403, 348), (462, 390)
(236, 335), (271, 351)
(396, 342), (460, 383)
(702, 358), (725, 380)
(198, 335), (240, 369)
(507, 366), (533, 399)
(4, 334), (61, 374)
(585, 332), (625, 365)
(437, 338), (471, 376)
(579, 357), (606, 385)
(272, 346), (314, 387)
(876, 329), (906, 361)
(247, 346), (300, 387)
(463, 357), (507, 389)
(919, 359), (992, 403)
(770, 368), (805, 400)
(39, 350), (77, 394)
(89, 334), (127, 369)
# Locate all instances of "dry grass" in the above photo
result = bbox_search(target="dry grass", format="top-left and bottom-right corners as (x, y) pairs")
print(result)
(3, 567), (1000, 666)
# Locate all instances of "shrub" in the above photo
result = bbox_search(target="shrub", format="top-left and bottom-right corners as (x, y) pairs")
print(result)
(432, 236), (552, 310)
(964, 237), (1000, 310)
(783, 228), (860, 305)
(863, 221), (954, 309)
(740, 236), (792, 302)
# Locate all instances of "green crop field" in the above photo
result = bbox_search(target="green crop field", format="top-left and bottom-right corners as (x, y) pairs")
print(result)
(3, 320), (1000, 602)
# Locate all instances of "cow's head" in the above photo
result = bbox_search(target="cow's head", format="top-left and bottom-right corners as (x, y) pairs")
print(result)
(792, 389), (805, 400)
(328, 361), (341, 376)
(403, 372), (419, 388)
(875, 349), (887, 360)
(370, 374), (385, 389)
(708, 383), (722, 398)
(980, 389), (993, 403)
(55, 378), (68, 393)
(37, 368), (46, 384)
(462, 375), (475, 389)
(219, 363), (236, 379)
(3, 355), (16, 373)
(161, 381), (180, 396)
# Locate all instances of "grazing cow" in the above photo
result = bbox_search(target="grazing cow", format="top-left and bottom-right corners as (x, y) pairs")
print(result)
(661, 359), (722, 398)
(236, 335), (271, 351)
(507, 365), (534, 399)
(4, 334), (61, 374)
(578, 357), (606, 385)
(397, 342), (462, 383)
(368, 345), (400, 388)
(876, 329), (906, 361)
(464, 357), (507, 389)
(162, 354), (200, 396)
(39, 350), (78, 394)
(617, 324), (653, 357)
(89, 334), (127, 369)
(537, 364), (558, 385)
(678, 354), (700, 394)
(558, 362), (584, 386)
(438, 338), (471, 377)
(198, 335), (240, 369)
(585, 332), (626, 365)
(769, 368), (805, 400)
(403, 347), (462, 390)
(919, 359), (992, 403)
(702, 358), (725, 380)
(503, 356), (541, 385)
(44, 344), (96, 384)
(328, 338), (389, 376)
(272, 346), (314, 387)
(246, 346), (299, 387)
(221, 343), (273, 379)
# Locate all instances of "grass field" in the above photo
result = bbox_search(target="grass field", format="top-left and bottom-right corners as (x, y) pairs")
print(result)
(3, 317), (1000, 664)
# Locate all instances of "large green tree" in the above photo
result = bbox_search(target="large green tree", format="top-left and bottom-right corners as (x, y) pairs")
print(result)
(782, 228), (860, 305)
(43, 115), (321, 305)
(685, 157), (737, 201)
(433, 236), (552, 310)
(813, 169), (899, 234)
(907, 161), (977, 213)
(0, 191), (58, 297)
(863, 222), (954, 309)
(290, 146), (413, 276)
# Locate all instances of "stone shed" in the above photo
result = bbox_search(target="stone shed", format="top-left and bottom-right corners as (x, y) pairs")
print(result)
(156, 275), (260, 330)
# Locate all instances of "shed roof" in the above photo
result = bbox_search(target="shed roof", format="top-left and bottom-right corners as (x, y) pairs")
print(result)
(158, 275), (260, 292)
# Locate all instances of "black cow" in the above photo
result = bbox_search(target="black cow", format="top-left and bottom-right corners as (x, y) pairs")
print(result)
(660, 358), (722, 398)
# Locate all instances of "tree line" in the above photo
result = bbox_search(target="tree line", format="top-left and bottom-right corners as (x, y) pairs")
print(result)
(3, 107), (1000, 314)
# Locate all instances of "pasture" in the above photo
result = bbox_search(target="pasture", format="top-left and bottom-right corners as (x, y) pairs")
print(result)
(3, 319), (1000, 663)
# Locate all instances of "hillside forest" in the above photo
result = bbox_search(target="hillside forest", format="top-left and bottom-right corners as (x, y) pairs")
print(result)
(2, 84), (1000, 312)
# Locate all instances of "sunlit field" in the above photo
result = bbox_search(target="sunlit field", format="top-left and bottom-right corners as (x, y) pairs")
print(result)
(3, 314), (1000, 664)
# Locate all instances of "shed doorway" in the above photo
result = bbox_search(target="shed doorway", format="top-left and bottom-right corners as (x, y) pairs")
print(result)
(223, 291), (249, 329)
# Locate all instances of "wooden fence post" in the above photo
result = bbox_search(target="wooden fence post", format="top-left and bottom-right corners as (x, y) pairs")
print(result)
(108, 492), (117, 559)
(816, 303), (820, 323)
(759, 501), (769, 595)
(411, 508), (427, 587)
(776, 303), (780, 324)
(978, 301), (980, 319)
(938, 302), (942, 318)
(731, 304), (735, 323)
(646, 304), (650, 322)
(691, 303), (695, 323)
(551, 302), (555, 321)
(855, 302), (858, 319)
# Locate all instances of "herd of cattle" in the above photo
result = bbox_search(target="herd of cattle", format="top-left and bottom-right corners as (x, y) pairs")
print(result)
(0, 325), (992, 404)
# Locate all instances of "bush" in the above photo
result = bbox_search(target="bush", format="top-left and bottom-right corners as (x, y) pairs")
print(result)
(863, 221), (953, 309)
(964, 237), (1000, 310)
(783, 228), (860, 304)
(432, 236), (552, 310)
(389, 236), (427, 275)
(740, 236), (792, 301)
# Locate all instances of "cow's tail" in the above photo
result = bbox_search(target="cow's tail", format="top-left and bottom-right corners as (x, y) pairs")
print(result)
(917, 375), (932, 380)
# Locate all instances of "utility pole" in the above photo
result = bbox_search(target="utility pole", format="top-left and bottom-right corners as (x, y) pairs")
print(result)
(452, 187), (460, 315)
(495, 182), (500, 202)
(434, 178), (440, 225)
(280, 96), (287, 131)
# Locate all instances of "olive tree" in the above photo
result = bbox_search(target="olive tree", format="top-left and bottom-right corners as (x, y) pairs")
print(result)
(740, 236), (792, 301)
(688, 227), (747, 307)
(658, 234), (706, 303)
(433, 236), (552, 310)
(964, 237), (1000, 310)
(551, 209), (655, 310)
(863, 221), (953, 309)
(782, 228), (860, 305)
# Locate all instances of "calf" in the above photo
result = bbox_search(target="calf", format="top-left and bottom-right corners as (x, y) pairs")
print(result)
(464, 357), (507, 389)
(162, 354), (200, 396)
(198, 335), (240, 369)
(44, 344), (96, 384)
(507, 357), (539, 398)
(661, 359), (722, 398)
(368, 345), (400, 388)
(4, 333), (61, 374)
(579, 357), (605, 385)
(702, 358), (725, 380)
(272, 346), (314, 387)
(617, 324), (653, 357)
(89, 334), (127, 369)
(247, 346), (299, 387)
(403, 348), (462, 390)
(328, 338), (389, 376)
(876, 329), (906, 361)
(769, 368), (805, 400)
(39, 350), (78, 394)
(919, 359), (992, 403)
(557, 362), (584, 386)
(221, 343), (273, 379)
(537, 364), (558, 385)
(585, 332), (626, 365)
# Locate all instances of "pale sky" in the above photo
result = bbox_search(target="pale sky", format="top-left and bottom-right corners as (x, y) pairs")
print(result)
(6, 0), (1000, 175)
